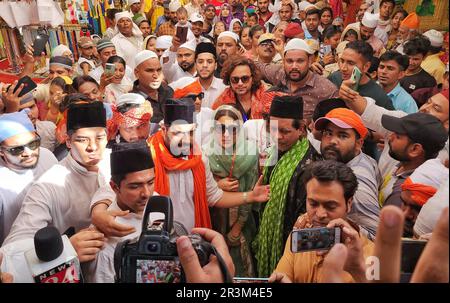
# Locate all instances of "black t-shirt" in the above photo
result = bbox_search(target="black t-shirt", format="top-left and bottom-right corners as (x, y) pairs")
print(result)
(400, 69), (437, 94)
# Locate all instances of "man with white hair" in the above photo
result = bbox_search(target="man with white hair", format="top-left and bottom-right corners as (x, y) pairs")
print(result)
(163, 38), (197, 83)
(111, 11), (144, 70)
(132, 50), (174, 123)
(421, 30), (446, 85)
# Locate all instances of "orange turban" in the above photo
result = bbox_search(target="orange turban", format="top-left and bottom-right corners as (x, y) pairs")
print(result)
(400, 12), (420, 30)
(173, 80), (203, 99)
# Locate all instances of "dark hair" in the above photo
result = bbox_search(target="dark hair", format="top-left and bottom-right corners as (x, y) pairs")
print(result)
(106, 55), (126, 67)
(292, 119), (303, 130)
(50, 77), (75, 95)
(345, 40), (374, 62)
(303, 160), (358, 201)
(323, 25), (342, 40)
(59, 93), (93, 113)
(380, 0), (396, 8)
(249, 25), (265, 39)
(106, 8), (121, 21)
(221, 56), (263, 94)
(403, 36), (430, 57)
(392, 7), (408, 20)
(320, 7), (333, 19)
(138, 19), (151, 27)
(368, 56), (380, 73)
(111, 174), (126, 187)
(306, 8), (321, 18)
(72, 75), (100, 92)
(344, 29), (358, 39)
(379, 50), (409, 71)
(214, 108), (241, 122)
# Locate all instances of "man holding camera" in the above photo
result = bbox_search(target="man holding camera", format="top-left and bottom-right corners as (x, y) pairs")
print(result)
(270, 160), (374, 283)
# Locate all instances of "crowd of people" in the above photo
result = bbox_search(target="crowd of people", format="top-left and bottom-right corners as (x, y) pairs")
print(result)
(0, 0), (448, 283)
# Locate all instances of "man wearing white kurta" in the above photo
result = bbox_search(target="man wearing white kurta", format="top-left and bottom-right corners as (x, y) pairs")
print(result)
(162, 39), (198, 84)
(4, 102), (110, 264)
(90, 98), (271, 237)
(0, 112), (58, 245)
(111, 11), (144, 70)
(86, 140), (155, 283)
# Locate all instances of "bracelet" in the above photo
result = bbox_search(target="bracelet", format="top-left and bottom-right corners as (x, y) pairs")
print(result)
(243, 192), (248, 204)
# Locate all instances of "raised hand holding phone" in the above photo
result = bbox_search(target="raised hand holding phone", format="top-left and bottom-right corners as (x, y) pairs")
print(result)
(350, 66), (362, 91)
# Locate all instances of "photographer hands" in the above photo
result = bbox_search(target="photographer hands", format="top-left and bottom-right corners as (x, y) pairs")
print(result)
(176, 228), (235, 283)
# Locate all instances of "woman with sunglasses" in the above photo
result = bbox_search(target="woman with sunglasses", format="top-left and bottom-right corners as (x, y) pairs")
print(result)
(205, 105), (259, 278)
(212, 56), (269, 121)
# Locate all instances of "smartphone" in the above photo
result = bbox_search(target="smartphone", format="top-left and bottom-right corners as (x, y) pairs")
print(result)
(32, 33), (49, 56)
(105, 63), (116, 76)
(400, 238), (427, 282)
(233, 277), (270, 283)
(13, 76), (37, 97)
(290, 227), (341, 253)
(176, 26), (188, 44)
(350, 66), (362, 91)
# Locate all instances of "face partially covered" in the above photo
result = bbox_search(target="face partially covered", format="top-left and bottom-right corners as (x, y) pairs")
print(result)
(163, 123), (197, 157)
(214, 115), (240, 150)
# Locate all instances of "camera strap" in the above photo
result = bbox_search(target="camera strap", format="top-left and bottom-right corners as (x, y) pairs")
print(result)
(211, 245), (234, 283)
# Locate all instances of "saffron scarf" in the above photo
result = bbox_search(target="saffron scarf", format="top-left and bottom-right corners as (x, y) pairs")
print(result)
(253, 138), (309, 277)
(148, 130), (212, 228)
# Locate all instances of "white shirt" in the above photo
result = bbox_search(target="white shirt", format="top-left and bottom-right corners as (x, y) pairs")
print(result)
(91, 156), (223, 232)
(111, 33), (143, 70)
(76, 57), (97, 76)
(86, 200), (142, 283)
(162, 50), (196, 84)
(0, 148), (57, 245)
(3, 151), (111, 246)
(36, 120), (57, 152)
(202, 77), (227, 109)
(195, 107), (214, 147)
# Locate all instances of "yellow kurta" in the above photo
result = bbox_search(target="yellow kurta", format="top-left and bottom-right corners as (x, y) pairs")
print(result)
(421, 53), (446, 85)
(275, 231), (375, 283)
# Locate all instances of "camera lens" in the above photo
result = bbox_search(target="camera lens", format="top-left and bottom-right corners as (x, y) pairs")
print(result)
(147, 242), (159, 253)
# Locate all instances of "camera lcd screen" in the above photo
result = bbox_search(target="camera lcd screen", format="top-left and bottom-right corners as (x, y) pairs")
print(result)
(136, 259), (181, 283)
(291, 227), (339, 252)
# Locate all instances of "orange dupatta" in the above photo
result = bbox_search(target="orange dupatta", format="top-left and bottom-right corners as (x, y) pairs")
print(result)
(148, 131), (212, 228)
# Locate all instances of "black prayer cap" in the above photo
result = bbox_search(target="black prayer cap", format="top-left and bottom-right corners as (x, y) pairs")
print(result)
(312, 98), (348, 122)
(111, 140), (154, 175)
(269, 95), (303, 119)
(195, 42), (216, 59)
(164, 98), (196, 125)
(34, 226), (64, 262)
(67, 101), (106, 131)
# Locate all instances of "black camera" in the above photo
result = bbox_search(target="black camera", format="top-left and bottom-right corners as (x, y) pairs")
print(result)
(114, 196), (213, 283)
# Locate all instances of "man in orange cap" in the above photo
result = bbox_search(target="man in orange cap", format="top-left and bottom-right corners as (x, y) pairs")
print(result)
(314, 108), (381, 239)
(395, 12), (420, 54)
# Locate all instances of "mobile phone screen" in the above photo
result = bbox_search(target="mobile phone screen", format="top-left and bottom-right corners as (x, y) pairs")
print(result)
(176, 26), (188, 44)
(291, 227), (341, 253)
(350, 66), (362, 91)
(233, 277), (270, 283)
(33, 34), (49, 56)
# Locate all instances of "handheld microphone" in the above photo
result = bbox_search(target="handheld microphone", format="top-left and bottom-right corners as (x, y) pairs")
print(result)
(24, 226), (82, 283)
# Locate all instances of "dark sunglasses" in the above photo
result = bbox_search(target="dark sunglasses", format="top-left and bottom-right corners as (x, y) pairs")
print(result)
(187, 92), (204, 101)
(1, 137), (41, 156)
(230, 75), (251, 84)
(214, 123), (240, 134)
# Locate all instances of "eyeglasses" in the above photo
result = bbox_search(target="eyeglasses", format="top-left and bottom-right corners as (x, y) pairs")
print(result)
(187, 92), (204, 101)
(230, 75), (251, 84)
(215, 123), (240, 134)
(260, 41), (274, 48)
(1, 137), (41, 156)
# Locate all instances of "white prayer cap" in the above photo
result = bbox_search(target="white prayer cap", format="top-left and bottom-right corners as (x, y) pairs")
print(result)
(115, 11), (133, 23)
(116, 93), (145, 108)
(128, 0), (141, 5)
(134, 50), (158, 67)
(217, 31), (239, 43)
(423, 30), (444, 47)
(179, 39), (197, 52)
(298, 1), (315, 11)
(51, 45), (72, 58)
(169, 77), (197, 90)
(190, 13), (204, 24)
(361, 12), (378, 28)
(284, 38), (314, 55)
(169, 0), (181, 12)
(156, 35), (173, 49)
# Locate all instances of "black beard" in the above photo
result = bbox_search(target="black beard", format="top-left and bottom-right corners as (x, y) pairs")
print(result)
(180, 62), (195, 72)
(388, 142), (410, 162)
(322, 145), (355, 164)
(286, 69), (308, 82)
